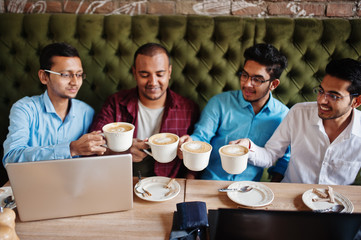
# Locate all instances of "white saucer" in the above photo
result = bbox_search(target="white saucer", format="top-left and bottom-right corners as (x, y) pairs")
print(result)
(0, 186), (16, 209)
(134, 176), (180, 202)
(226, 181), (274, 207)
(302, 188), (353, 213)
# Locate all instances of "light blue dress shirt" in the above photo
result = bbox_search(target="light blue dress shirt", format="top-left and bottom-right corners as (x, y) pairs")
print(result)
(3, 91), (94, 165)
(191, 90), (290, 181)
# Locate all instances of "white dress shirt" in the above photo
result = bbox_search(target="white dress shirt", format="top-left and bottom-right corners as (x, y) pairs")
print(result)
(249, 102), (361, 185)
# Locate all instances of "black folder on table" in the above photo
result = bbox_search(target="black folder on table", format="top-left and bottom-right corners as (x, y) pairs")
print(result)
(208, 208), (361, 240)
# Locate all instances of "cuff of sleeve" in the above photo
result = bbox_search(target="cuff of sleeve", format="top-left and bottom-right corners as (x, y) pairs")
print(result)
(54, 142), (72, 159)
(247, 139), (272, 168)
(247, 138), (255, 161)
(247, 138), (255, 152)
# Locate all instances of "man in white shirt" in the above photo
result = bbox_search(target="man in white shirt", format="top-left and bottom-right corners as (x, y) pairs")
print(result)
(233, 58), (361, 185)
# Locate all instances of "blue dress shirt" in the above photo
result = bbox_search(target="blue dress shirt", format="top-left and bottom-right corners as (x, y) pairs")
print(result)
(191, 90), (290, 181)
(3, 91), (94, 165)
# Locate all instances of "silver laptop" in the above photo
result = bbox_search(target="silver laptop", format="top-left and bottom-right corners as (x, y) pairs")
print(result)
(5, 154), (133, 221)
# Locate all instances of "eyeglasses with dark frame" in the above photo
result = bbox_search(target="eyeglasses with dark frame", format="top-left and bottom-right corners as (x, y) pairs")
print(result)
(44, 70), (86, 80)
(313, 86), (359, 102)
(238, 70), (274, 87)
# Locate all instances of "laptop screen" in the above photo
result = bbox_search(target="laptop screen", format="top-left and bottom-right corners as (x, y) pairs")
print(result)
(209, 208), (361, 240)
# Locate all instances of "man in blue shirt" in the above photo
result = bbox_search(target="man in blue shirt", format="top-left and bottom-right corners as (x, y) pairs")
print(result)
(3, 42), (106, 165)
(180, 43), (290, 181)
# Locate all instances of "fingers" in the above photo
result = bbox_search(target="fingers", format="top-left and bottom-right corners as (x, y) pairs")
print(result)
(130, 139), (148, 162)
(70, 133), (107, 156)
(179, 135), (192, 145)
(229, 138), (250, 148)
(229, 139), (240, 145)
(89, 145), (107, 156)
(177, 148), (183, 159)
(132, 138), (148, 149)
(177, 144), (184, 160)
(177, 135), (192, 159)
(90, 130), (102, 135)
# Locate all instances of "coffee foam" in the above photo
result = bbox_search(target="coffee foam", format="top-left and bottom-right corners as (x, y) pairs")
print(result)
(183, 141), (211, 153)
(221, 145), (248, 156)
(107, 127), (126, 133)
(105, 123), (133, 133)
(154, 137), (174, 144)
(187, 143), (202, 150)
(150, 134), (178, 145)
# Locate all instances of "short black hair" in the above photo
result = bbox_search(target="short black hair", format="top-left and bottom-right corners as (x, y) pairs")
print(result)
(243, 43), (287, 79)
(39, 42), (80, 70)
(133, 43), (171, 67)
(326, 58), (361, 95)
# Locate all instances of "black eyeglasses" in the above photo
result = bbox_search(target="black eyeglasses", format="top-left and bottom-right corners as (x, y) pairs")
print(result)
(313, 86), (358, 102)
(44, 70), (86, 80)
(238, 70), (273, 87)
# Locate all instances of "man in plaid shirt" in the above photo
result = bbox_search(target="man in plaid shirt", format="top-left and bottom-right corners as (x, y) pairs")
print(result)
(91, 43), (199, 178)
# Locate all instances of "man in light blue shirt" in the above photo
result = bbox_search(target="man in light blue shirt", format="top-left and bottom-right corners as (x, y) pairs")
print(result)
(3, 42), (106, 165)
(180, 44), (290, 181)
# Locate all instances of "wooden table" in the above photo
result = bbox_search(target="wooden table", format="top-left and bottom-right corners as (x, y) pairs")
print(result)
(184, 179), (361, 212)
(10, 178), (186, 240)
(4, 179), (361, 239)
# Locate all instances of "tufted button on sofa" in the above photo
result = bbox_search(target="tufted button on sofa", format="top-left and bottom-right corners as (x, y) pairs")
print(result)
(1, 14), (361, 184)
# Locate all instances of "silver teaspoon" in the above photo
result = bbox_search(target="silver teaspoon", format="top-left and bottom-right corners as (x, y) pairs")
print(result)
(218, 186), (253, 193)
(313, 205), (345, 213)
(3, 196), (14, 208)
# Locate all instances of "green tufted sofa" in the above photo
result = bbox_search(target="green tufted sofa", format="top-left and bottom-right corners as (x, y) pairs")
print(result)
(1, 14), (361, 185)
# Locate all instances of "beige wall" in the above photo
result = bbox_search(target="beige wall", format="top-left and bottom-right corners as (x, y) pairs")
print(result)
(0, 0), (360, 18)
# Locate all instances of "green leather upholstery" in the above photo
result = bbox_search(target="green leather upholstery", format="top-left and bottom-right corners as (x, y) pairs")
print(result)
(1, 14), (361, 183)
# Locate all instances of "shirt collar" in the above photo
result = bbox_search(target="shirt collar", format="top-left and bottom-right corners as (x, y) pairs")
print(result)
(43, 90), (56, 113)
(310, 102), (321, 126)
(42, 90), (75, 119)
(165, 88), (177, 109)
(350, 108), (361, 137)
(67, 99), (75, 119)
(311, 104), (361, 138)
(238, 91), (274, 113)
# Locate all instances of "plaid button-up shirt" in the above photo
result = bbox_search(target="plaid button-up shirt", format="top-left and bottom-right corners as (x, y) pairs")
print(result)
(91, 87), (200, 177)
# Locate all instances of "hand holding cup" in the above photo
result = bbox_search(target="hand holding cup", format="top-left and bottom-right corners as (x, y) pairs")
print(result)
(181, 141), (212, 171)
(177, 135), (193, 159)
(143, 133), (179, 163)
(219, 144), (249, 174)
(102, 122), (135, 152)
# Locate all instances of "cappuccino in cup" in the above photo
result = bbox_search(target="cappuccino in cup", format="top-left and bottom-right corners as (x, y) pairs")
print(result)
(181, 141), (212, 171)
(220, 145), (248, 156)
(182, 141), (212, 153)
(219, 144), (249, 174)
(149, 133), (178, 145)
(104, 123), (133, 133)
(145, 133), (179, 163)
(102, 122), (135, 152)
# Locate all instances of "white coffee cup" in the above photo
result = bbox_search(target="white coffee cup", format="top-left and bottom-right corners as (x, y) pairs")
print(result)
(181, 141), (212, 171)
(219, 144), (249, 174)
(102, 122), (135, 152)
(144, 133), (179, 163)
